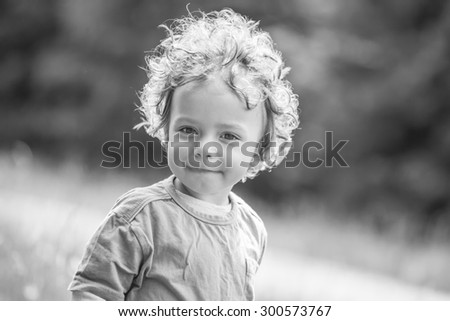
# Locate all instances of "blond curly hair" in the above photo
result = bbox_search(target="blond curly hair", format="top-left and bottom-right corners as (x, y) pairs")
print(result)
(136, 8), (299, 179)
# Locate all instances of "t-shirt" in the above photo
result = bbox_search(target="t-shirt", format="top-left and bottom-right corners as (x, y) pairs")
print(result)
(68, 175), (267, 300)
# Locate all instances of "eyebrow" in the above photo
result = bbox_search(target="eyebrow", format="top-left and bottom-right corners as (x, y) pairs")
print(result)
(172, 116), (197, 124)
(217, 123), (246, 133)
(173, 117), (246, 133)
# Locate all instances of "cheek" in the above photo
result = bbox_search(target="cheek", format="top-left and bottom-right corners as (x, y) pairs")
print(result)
(225, 143), (258, 168)
(167, 137), (195, 160)
(238, 142), (259, 160)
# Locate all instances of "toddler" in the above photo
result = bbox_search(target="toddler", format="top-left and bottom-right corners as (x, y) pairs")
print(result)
(69, 8), (299, 300)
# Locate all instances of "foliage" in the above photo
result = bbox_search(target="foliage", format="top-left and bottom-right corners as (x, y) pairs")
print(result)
(1, 0), (449, 229)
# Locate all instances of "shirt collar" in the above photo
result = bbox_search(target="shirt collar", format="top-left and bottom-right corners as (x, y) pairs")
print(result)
(163, 175), (238, 225)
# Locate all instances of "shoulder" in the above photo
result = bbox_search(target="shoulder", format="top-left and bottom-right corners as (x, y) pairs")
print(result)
(231, 192), (264, 223)
(110, 176), (173, 223)
(231, 192), (268, 265)
(231, 192), (267, 236)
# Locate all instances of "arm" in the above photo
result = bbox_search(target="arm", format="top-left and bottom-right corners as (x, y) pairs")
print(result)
(68, 213), (151, 300)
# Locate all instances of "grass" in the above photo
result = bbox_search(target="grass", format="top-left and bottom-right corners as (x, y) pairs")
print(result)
(1, 154), (449, 300)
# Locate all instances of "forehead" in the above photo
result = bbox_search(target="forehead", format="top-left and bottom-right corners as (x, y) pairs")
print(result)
(170, 76), (266, 137)
(174, 75), (242, 106)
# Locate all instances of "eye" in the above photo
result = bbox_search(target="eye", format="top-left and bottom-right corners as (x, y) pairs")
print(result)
(179, 127), (197, 135)
(221, 132), (240, 141)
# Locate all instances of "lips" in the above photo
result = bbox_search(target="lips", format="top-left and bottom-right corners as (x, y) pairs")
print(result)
(186, 165), (222, 173)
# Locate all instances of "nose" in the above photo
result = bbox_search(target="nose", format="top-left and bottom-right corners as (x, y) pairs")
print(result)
(194, 139), (221, 160)
(194, 140), (209, 159)
(194, 143), (203, 158)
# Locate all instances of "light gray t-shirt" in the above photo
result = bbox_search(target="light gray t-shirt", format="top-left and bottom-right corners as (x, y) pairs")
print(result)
(68, 175), (267, 300)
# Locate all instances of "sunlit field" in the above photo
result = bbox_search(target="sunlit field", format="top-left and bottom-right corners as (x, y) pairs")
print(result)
(1, 155), (449, 300)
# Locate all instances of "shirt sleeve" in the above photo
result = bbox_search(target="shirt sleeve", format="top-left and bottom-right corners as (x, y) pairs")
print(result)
(257, 224), (267, 269)
(68, 212), (148, 300)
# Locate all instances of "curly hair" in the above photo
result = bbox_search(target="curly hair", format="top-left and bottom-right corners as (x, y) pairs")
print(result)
(135, 8), (299, 179)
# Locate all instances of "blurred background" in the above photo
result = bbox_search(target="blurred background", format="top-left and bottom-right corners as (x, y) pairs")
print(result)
(1, 0), (449, 300)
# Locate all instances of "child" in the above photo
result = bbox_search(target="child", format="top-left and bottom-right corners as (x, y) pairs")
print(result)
(69, 8), (299, 301)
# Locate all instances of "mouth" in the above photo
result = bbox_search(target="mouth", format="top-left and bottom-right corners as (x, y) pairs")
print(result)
(186, 165), (221, 173)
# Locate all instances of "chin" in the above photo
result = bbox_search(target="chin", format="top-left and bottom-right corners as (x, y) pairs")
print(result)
(184, 178), (223, 193)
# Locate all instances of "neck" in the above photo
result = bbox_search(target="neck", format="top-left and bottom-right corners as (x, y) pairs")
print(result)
(174, 178), (230, 206)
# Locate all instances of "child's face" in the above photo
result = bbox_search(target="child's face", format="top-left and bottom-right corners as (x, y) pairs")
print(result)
(167, 76), (265, 205)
